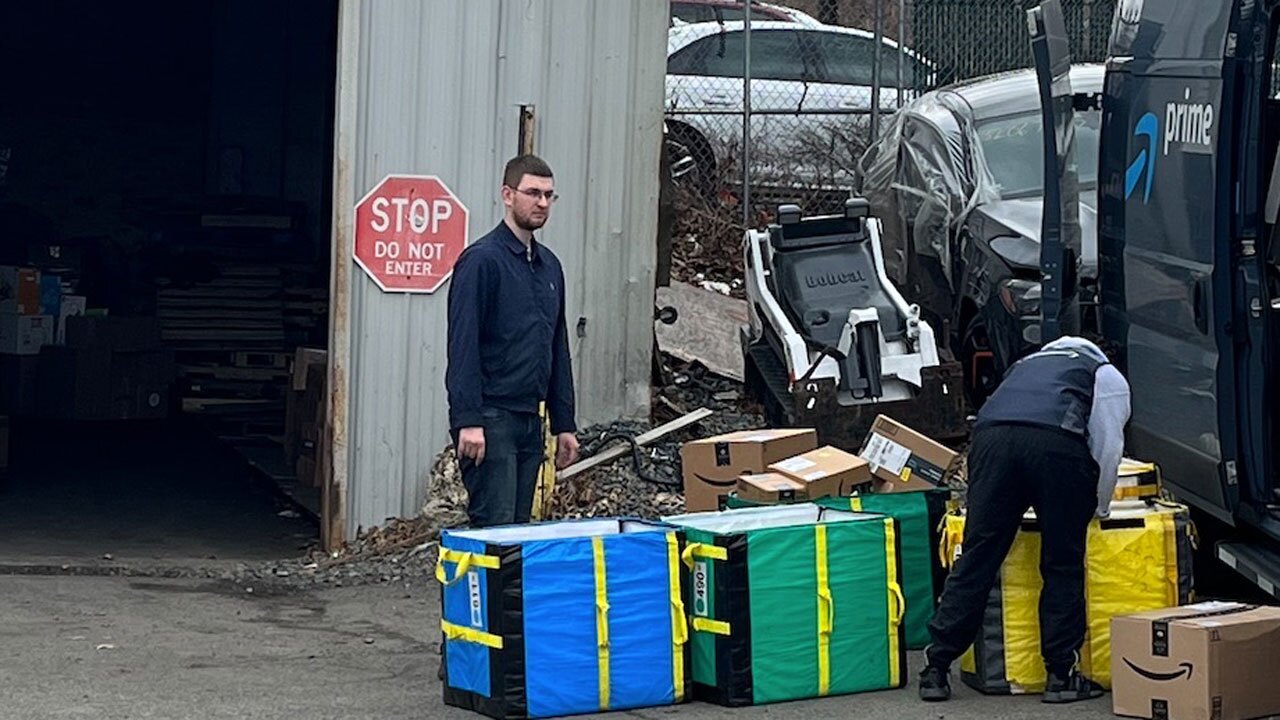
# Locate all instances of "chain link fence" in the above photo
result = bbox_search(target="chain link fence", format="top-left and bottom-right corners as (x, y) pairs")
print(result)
(662, 0), (1116, 293)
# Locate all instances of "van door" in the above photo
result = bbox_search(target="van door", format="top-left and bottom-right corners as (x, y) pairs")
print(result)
(1239, 5), (1280, 522)
(1098, 4), (1238, 522)
(1027, 0), (1082, 342)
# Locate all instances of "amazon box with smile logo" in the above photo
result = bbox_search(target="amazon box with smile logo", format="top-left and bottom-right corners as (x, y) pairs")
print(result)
(1111, 602), (1280, 720)
(681, 428), (817, 512)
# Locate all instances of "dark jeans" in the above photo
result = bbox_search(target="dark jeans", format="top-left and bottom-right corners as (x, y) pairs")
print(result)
(926, 424), (1099, 676)
(454, 407), (543, 528)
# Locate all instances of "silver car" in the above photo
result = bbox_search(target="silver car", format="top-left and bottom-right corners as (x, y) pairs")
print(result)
(665, 20), (931, 195)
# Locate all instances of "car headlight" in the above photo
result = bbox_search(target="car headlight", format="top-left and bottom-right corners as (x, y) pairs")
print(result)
(998, 278), (1041, 317)
(988, 235), (1041, 272)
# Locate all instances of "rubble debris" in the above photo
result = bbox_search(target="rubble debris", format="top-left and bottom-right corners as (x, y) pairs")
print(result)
(699, 280), (731, 295)
(557, 406), (712, 481)
(547, 367), (767, 519)
(670, 202), (748, 299)
(654, 281), (749, 382)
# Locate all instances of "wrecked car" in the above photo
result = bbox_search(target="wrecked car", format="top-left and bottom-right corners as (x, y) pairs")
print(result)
(857, 63), (1102, 405)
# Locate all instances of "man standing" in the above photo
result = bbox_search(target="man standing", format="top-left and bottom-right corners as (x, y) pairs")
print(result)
(445, 154), (580, 528)
(918, 336), (1130, 704)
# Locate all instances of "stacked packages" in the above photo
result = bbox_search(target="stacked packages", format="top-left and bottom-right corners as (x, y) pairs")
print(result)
(941, 500), (1195, 694)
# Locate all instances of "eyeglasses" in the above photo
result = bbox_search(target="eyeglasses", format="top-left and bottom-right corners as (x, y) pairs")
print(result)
(511, 186), (559, 203)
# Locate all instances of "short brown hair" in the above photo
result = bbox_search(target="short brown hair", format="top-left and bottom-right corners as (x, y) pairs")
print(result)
(503, 154), (553, 188)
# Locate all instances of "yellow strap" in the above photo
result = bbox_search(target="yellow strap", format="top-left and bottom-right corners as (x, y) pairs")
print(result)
(532, 402), (557, 520)
(681, 542), (727, 569)
(883, 517), (902, 687)
(815, 525), (832, 696)
(848, 497), (863, 512)
(888, 581), (906, 625)
(592, 536), (611, 711)
(938, 514), (965, 570)
(665, 533), (687, 703)
(1114, 483), (1159, 499)
(441, 620), (504, 649)
(1158, 513), (1180, 604)
(692, 617), (731, 635)
(435, 549), (500, 585)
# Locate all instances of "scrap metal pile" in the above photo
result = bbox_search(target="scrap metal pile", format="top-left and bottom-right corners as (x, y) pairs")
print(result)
(410, 354), (764, 538)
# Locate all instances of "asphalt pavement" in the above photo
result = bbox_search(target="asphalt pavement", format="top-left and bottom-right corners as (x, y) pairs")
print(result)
(0, 574), (1117, 720)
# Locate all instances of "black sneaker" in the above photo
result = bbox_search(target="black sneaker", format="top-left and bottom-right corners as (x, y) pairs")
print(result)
(918, 665), (952, 702)
(1043, 669), (1105, 703)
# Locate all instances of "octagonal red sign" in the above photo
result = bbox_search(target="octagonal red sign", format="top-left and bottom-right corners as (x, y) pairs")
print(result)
(354, 175), (469, 293)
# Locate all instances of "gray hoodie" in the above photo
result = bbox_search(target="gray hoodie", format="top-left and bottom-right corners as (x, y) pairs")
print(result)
(1034, 336), (1132, 516)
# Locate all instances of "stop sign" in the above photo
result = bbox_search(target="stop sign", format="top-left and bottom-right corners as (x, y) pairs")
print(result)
(354, 175), (469, 293)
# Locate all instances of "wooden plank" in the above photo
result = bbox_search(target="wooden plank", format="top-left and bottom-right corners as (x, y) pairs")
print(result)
(163, 330), (285, 341)
(159, 296), (284, 306)
(556, 407), (713, 481)
(655, 281), (749, 382)
(200, 213), (293, 229)
(235, 351), (290, 368)
(182, 398), (273, 412)
(181, 365), (290, 381)
(158, 288), (282, 299)
(292, 347), (328, 391)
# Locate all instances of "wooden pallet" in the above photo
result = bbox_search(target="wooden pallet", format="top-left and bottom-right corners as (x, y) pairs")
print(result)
(180, 365), (290, 381)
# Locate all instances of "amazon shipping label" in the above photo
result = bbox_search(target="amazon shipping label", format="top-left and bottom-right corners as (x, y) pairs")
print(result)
(860, 434), (910, 475)
(773, 456), (817, 474)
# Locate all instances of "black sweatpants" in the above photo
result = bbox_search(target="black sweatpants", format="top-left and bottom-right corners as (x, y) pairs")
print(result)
(926, 424), (1099, 676)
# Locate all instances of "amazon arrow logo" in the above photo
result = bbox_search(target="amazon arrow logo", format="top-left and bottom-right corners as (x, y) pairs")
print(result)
(1123, 658), (1194, 681)
(1125, 112), (1159, 203)
(693, 473), (739, 488)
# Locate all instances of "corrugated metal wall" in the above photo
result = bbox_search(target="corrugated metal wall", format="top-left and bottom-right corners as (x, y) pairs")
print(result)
(332, 0), (668, 536)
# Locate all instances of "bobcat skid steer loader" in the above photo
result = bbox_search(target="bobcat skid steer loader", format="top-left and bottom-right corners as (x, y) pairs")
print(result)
(741, 199), (967, 447)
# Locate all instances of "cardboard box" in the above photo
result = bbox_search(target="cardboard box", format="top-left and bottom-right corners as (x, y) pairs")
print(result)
(0, 314), (53, 355)
(858, 415), (958, 493)
(736, 473), (805, 503)
(56, 295), (87, 345)
(681, 428), (818, 512)
(0, 266), (41, 315)
(38, 275), (61, 317)
(285, 349), (328, 465)
(768, 445), (872, 497)
(1111, 602), (1280, 720)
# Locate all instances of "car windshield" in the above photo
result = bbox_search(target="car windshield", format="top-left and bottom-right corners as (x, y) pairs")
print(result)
(975, 109), (1100, 198)
(667, 29), (921, 87)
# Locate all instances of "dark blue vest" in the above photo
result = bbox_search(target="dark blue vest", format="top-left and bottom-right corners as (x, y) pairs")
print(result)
(974, 349), (1103, 438)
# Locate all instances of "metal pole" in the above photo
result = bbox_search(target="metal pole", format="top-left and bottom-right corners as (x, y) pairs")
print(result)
(870, 0), (884, 142)
(742, 0), (752, 227)
(897, 0), (906, 107)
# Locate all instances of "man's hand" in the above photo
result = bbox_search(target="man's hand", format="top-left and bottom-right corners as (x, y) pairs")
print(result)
(555, 432), (580, 469)
(457, 427), (486, 465)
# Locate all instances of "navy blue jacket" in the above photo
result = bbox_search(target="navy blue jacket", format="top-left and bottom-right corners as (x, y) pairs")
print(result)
(445, 221), (576, 434)
(974, 349), (1102, 438)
